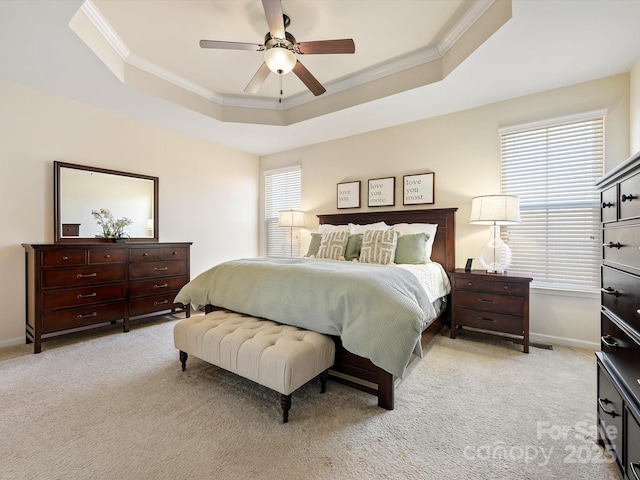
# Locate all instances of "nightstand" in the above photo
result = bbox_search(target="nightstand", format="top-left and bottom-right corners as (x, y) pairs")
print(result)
(449, 269), (533, 352)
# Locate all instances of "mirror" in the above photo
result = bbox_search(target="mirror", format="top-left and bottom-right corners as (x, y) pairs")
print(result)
(54, 161), (159, 243)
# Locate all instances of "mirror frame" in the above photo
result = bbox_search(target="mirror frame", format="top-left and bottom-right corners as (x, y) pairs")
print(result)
(54, 161), (159, 243)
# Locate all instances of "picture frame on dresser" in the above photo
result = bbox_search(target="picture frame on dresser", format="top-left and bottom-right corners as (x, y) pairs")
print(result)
(368, 177), (395, 207)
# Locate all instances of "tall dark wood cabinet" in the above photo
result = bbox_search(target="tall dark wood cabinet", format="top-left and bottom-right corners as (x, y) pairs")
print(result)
(23, 242), (191, 353)
(595, 151), (640, 480)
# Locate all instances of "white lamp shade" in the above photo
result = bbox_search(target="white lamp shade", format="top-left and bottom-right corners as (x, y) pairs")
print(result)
(278, 210), (305, 227)
(469, 195), (521, 225)
(264, 47), (296, 74)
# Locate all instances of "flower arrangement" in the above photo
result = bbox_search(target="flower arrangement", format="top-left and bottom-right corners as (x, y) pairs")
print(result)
(91, 208), (133, 239)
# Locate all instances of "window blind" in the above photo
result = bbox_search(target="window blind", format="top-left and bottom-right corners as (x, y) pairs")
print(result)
(500, 114), (604, 291)
(264, 166), (301, 257)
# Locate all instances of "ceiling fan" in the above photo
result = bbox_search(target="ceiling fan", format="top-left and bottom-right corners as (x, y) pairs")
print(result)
(199, 0), (355, 97)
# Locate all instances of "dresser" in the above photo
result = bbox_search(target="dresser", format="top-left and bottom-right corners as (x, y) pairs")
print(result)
(449, 269), (532, 352)
(595, 151), (640, 480)
(23, 242), (191, 353)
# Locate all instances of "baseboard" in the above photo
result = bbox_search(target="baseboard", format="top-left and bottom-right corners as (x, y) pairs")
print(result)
(0, 337), (26, 349)
(529, 332), (599, 351)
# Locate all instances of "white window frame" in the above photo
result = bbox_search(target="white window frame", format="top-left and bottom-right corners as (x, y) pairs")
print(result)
(264, 165), (301, 258)
(499, 110), (605, 293)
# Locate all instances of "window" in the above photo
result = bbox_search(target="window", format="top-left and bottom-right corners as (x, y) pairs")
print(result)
(264, 166), (301, 257)
(500, 112), (605, 291)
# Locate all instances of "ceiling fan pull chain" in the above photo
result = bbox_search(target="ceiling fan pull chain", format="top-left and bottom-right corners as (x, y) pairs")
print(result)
(279, 73), (283, 104)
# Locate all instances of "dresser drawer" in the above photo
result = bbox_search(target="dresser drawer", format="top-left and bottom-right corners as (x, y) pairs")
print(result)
(601, 186), (618, 223)
(602, 266), (640, 334)
(597, 362), (624, 470)
(88, 248), (125, 264)
(129, 293), (180, 317)
(620, 170), (640, 221)
(627, 408), (640, 480)
(603, 225), (640, 272)
(42, 284), (125, 310)
(129, 275), (188, 298)
(454, 307), (524, 335)
(129, 248), (163, 262)
(42, 264), (125, 288)
(601, 313), (640, 400)
(454, 277), (487, 292)
(129, 261), (187, 279)
(42, 302), (125, 333)
(42, 249), (86, 267)
(455, 290), (524, 316)
(486, 280), (524, 296)
(162, 246), (188, 261)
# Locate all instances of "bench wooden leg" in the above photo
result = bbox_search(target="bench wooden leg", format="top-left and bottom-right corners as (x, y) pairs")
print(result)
(280, 394), (291, 424)
(179, 350), (188, 371)
(319, 369), (329, 393)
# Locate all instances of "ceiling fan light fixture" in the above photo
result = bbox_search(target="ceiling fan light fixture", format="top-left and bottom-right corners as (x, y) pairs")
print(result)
(264, 46), (296, 74)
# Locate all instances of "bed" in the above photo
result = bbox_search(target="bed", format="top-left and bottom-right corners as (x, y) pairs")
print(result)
(176, 208), (457, 409)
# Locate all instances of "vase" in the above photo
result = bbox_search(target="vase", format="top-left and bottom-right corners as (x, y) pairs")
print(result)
(112, 237), (127, 243)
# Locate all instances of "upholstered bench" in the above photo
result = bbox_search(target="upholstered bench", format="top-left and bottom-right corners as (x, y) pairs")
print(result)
(173, 310), (336, 423)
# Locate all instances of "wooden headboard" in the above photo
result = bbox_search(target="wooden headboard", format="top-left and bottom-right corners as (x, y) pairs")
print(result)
(317, 208), (457, 273)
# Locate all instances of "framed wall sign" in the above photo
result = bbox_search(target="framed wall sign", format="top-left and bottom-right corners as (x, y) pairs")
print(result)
(368, 177), (395, 207)
(337, 181), (361, 209)
(403, 172), (435, 205)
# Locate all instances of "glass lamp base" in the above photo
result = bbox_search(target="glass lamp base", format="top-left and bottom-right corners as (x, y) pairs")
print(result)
(478, 225), (512, 274)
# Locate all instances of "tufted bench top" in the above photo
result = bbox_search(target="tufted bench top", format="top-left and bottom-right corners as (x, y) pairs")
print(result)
(174, 310), (335, 421)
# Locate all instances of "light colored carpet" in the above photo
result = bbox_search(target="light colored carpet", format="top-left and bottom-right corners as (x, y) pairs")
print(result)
(0, 317), (618, 480)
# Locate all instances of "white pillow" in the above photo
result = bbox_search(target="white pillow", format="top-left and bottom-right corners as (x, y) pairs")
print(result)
(359, 229), (398, 265)
(318, 223), (350, 234)
(349, 221), (390, 234)
(391, 223), (438, 260)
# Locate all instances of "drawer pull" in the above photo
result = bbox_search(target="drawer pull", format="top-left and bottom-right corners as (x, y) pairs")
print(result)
(601, 335), (619, 350)
(143, 252), (149, 256)
(153, 267), (169, 271)
(637, 309), (640, 315)
(62, 255), (69, 261)
(502, 285), (510, 290)
(602, 242), (621, 249)
(597, 397), (619, 417)
(76, 273), (97, 279)
(76, 292), (97, 299)
(621, 194), (637, 202)
(602, 201), (614, 208)
(478, 299), (497, 305)
(77, 312), (98, 319)
(104, 254), (111, 259)
(154, 300), (169, 306)
(631, 463), (640, 480)
(600, 286), (619, 297)
(477, 317), (497, 324)
(172, 251), (178, 255)
(153, 283), (169, 289)
(466, 282), (474, 287)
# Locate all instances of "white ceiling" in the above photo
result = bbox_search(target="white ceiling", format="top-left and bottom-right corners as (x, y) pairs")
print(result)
(1, 0), (640, 156)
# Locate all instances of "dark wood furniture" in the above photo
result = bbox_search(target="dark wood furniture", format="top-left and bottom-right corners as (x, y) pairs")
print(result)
(23, 242), (191, 353)
(316, 208), (457, 410)
(595, 150), (640, 480)
(449, 269), (532, 352)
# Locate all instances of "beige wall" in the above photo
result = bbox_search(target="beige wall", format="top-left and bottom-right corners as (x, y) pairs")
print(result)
(260, 74), (631, 349)
(0, 78), (259, 348)
(631, 58), (640, 154)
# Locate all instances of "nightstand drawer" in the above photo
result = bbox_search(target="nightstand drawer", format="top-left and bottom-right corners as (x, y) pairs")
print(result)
(455, 290), (524, 316)
(454, 277), (487, 291)
(486, 280), (524, 295)
(454, 307), (524, 335)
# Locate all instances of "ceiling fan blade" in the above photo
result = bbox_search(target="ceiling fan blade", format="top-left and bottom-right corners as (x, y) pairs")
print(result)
(245, 63), (271, 94)
(200, 40), (264, 51)
(293, 60), (326, 96)
(262, 0), (285, 39)
(296, 39), (355, 55)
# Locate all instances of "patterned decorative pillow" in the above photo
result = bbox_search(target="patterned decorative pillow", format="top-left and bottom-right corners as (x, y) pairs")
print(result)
(359, 229), (398, 265)
(317, 230), (349, 260)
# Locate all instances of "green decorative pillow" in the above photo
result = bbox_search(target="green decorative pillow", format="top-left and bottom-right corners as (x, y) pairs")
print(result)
(305, 233), (322, 257)
(344, 234), (363, 261)
(359, 230), (398, 265)
(317, 230), (349, 260)
(395, 233), (429, 264)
